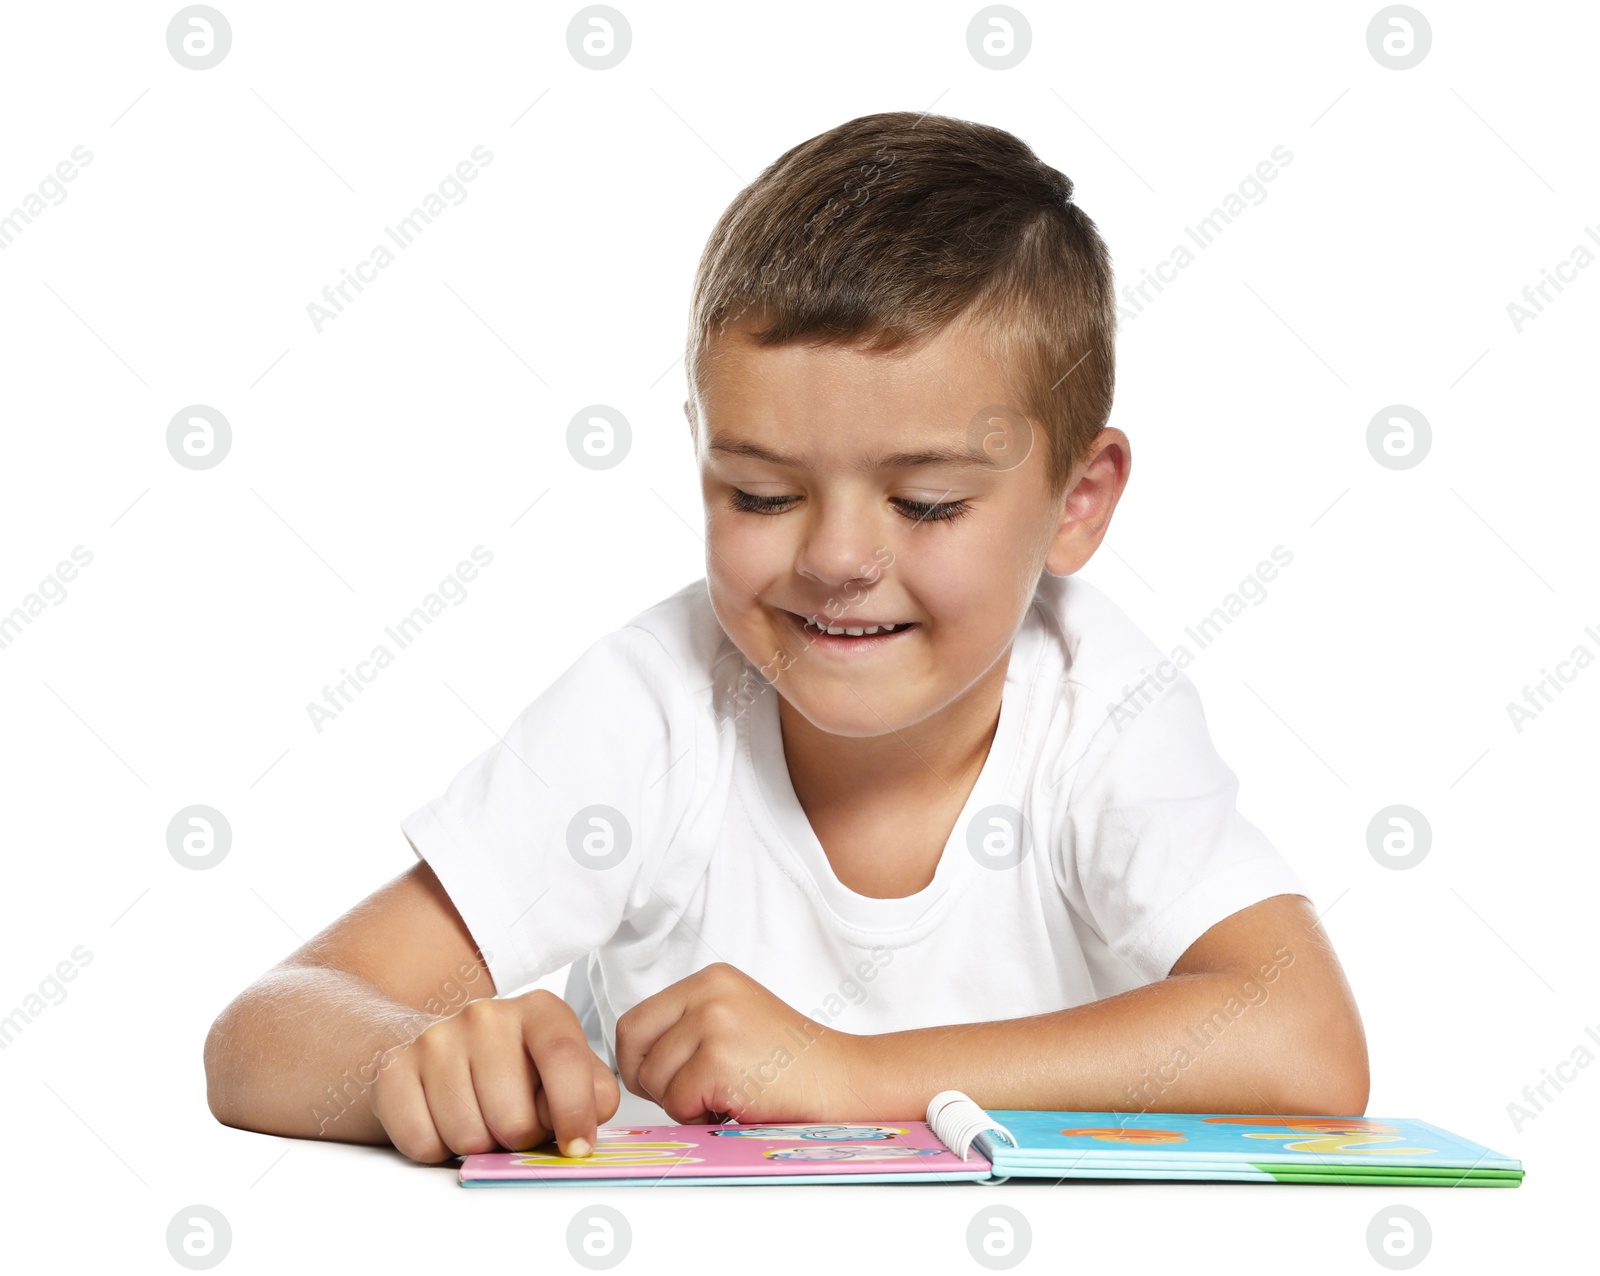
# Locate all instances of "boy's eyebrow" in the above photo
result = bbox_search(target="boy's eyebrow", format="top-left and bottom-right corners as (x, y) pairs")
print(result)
(708, 436), (995, 471)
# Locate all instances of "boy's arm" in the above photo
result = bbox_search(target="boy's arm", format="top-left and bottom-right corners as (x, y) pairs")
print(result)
(847, 892), (1369, 1117)
(202, 861), (493, 1144)
(205, 857), (621, 1160)
(611, 892), (1367, 1123)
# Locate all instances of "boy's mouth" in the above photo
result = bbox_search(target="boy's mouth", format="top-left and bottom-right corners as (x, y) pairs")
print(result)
(783, 610), (919, 641)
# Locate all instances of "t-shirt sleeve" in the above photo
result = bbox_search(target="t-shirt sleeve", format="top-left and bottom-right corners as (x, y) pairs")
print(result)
(399, 624), (701, 1000)
(1056, 670), (1308, 985)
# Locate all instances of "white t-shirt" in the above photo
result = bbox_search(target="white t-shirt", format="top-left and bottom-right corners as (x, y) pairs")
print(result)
(400, 573), (1306, 1073)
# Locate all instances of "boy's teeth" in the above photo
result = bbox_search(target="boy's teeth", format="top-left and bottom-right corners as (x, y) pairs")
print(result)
(815, 621), (904, 635)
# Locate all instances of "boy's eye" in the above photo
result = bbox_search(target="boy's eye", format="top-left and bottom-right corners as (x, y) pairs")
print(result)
(893, 497), (973, 524)
(728, 489), (797, 514)
(727, 488), (973, 524)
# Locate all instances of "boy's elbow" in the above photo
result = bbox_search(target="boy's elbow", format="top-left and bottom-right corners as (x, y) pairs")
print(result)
(202, 1002), (245, 1128)
(1270, 1055), (1368, 1117)
(1338, 1035), (1371, 1115)
(1316, 1052), (1370, 1117)
(1278, 1012), (1370, 1116)
(1282, 949), (1370, 1115)
(202, 1016), (229, 1125)
(1325, 998), (1371, 1116)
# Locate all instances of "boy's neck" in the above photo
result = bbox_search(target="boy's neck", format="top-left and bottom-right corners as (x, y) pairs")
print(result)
(776, 643), (1012, 811)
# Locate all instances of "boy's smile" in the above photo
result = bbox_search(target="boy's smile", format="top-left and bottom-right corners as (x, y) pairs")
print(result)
(690, 311), (1130, 775)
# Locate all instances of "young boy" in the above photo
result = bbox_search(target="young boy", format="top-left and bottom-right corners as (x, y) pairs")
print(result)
(204, 111), (1367, 1166)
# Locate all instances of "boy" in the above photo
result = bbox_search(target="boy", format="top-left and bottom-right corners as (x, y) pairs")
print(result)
(204, 111), (1367, 1165)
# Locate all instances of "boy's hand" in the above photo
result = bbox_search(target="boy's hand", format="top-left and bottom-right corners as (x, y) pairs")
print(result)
(370, 988), (620, 1164)
(615, 962), (861, 1124)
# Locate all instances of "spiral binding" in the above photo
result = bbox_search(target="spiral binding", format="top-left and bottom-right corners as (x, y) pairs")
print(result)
(926, 1090), (1018, 1162)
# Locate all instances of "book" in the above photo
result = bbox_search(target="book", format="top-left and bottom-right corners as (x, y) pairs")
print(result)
(457, 1090), (1524, 1187)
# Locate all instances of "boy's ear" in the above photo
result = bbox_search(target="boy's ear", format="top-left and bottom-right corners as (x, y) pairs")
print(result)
(1044, 428), (1131, 577)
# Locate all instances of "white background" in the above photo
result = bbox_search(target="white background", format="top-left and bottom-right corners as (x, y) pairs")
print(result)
(1, 1), (1593, 1271)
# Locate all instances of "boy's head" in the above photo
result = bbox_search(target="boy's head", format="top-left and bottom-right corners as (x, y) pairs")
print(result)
(683, 111), (1128, 739)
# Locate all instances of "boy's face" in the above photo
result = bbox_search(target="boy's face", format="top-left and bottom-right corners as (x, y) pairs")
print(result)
(690, 313), (1125, 740)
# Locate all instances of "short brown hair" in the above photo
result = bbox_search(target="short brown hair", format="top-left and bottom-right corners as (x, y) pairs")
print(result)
(685, 111), (1116, 495)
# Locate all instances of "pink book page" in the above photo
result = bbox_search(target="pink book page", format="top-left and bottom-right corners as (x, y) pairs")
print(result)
(459, 1119), (982, 1182)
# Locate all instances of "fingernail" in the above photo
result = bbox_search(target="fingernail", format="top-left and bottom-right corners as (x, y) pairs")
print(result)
(565, 1138), (591, 1159)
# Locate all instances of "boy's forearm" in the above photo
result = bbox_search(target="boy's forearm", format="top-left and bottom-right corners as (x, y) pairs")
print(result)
(203, 964), (443, 1145)
(844, 964), (1368, 1120)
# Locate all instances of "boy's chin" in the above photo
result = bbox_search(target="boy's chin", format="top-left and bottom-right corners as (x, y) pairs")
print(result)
(776, 683), (927, 741)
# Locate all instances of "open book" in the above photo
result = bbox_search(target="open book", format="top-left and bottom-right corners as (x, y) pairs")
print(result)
(457, 1091), (1523, 1187)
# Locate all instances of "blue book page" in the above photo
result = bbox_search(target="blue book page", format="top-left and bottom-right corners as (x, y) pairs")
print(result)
(976, 1110), (1521, 1171)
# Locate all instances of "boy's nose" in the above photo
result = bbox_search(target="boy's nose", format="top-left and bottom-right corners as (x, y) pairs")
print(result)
(793, 498), (885, 589)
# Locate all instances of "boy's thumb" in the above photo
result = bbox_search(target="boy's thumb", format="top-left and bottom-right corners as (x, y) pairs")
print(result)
(594, 1061), (622, 1121)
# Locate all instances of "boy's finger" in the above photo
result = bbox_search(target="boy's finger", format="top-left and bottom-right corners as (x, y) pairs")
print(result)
(530, 1073), (610, 1142)
(469, 1038), (545, 1152)
(630, 1014), (699, 1115)
(373, 1062), (453, 1163)
(613, 983), (690, 1099)
(592, 1058), (621, 1122)
(418, 1052), (494, 1156)
(524, 1027), (598, 1158)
